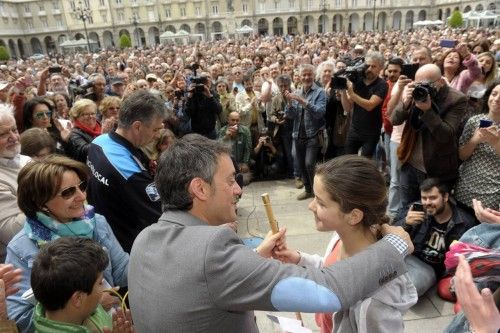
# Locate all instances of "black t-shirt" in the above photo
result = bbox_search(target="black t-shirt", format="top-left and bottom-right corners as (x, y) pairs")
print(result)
(351, 77), (388, 137)
(416, 218), (449, 277)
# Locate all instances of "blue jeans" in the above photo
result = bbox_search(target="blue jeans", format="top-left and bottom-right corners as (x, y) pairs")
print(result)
(400, 163), (427, 210)
(405, 255), (436, 297)
(294, 136), (320, 193)
(388, 140), (402, 218)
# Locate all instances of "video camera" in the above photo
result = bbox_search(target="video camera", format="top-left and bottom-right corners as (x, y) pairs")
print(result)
(189, 63), (207, 95)
(412, 82), (437, 103)
(331, 57), (368, 90)
(68, 79), (94, 99)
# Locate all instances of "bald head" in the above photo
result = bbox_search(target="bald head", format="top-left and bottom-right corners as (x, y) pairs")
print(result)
(415, 64), (442, 83)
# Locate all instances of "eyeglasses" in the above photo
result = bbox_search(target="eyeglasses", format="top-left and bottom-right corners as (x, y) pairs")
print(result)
(80, 112), (97, 118)
(58, 180), (87, 199)
(34, 111), (52, 119)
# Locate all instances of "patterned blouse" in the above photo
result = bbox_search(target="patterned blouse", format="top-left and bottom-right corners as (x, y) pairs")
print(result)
(454, 114), (500, 210)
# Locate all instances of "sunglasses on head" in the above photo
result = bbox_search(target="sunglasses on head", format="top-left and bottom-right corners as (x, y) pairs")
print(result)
(58, 180), (87, 199)
(34, 111), (52, 119)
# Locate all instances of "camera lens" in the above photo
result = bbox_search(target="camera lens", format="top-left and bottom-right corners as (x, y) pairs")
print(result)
(412, 85), (429, 103)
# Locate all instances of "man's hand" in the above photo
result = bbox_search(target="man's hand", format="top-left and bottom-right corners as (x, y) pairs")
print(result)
(40, 67), (49, 81)
(405, 206), (425, 226)
(255, 228), (287, 258)
(402, 82), (415, 107)
(379, 224), (414, 254)
(284, 91), (306, 106)
(225, 125), (238, 138)
(346, 79), (354, 97)
(202, 85), (212, 98)
(397, 75), (412, 90)
(454, 255), (500, 333)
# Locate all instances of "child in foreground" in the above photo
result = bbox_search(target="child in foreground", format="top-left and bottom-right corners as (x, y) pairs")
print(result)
(31, 237), (133, 333)
(274, 155), (418, 333)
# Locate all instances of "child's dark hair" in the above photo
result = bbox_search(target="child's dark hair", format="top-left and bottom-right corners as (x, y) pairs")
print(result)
(315, 155), (390, 226)
(31, 237), (109, 311)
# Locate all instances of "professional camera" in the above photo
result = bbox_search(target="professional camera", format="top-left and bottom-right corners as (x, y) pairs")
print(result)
(412, 82), (437, 103)
(331, 57), (368, 90)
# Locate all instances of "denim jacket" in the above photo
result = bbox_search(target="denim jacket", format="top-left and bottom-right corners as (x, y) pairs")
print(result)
(284, 83), (326, 139)
(5, 214), (129, 333)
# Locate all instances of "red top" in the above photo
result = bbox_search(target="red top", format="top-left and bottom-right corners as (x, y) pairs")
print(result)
(315, 240), (342, 333)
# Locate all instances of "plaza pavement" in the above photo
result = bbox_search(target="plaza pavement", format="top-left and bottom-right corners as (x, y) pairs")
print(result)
(236, 179), (455, 333)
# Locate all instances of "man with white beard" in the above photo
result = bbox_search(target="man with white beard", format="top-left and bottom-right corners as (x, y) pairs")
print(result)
(0, 104), (30, 262)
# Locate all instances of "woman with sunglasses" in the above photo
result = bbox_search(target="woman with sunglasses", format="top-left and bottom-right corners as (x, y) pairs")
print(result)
(22, 97), (68, 155)
(5, 155), (129, 332)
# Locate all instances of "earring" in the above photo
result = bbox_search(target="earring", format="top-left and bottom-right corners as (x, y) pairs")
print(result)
(41, 206), (51, 214)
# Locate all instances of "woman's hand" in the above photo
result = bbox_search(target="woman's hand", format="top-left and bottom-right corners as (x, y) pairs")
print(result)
(456, 42), (471, 60)
(102, 117), (117, 134)
(472, 199), (500, 224)
(470, 127), (499, 146)
(0, 264), (22, 297)
(255, 228), (286, 258)
(53, 118), (72, 142)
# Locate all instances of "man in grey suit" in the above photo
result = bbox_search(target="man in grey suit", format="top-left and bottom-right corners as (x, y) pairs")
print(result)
(128, 134), (414, 332)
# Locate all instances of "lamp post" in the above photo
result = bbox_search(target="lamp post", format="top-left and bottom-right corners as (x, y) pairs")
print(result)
(372, 0), (376, 31)
(75, 0), (92, 52)
(320, 0), (330, 33)
(131, 13), (140, 48)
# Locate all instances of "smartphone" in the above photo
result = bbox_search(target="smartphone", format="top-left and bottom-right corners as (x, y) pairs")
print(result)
(479, 119), (493, 128)
(412, 203), (424, 212)
(49, 66), (62, 74)
(401, 63), (419, 81)
(440, 39), (457, 48)
(331, 76), (347, 90)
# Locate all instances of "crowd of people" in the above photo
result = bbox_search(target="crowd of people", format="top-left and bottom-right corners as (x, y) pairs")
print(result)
(0, 25), (499, 333)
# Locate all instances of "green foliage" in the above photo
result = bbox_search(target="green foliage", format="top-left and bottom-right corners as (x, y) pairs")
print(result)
(0, 46), (10, 61)
(448, 10), (464, 28)
(119, 34), (132, 49)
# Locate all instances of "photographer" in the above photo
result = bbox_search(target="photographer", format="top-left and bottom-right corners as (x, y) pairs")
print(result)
(391, 64), (467, 208)
(185, 73), (221, 140)
(217, 112), (252, 184)
(341, 51), (388, 158)
(37, 65), (71, 97)
(83, 73), (107, 108)
(252, 128), (281, 181)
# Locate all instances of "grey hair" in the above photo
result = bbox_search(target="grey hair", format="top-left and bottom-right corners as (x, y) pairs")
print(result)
(118, 90), (167, 129)
(155, 134), (230, 211)
(299, 64), (315, 76)
(365, 51), (385, 67)
(0, 103), (15, 122)
(88, 73), (105, 82)
(315, 61), (335, 81)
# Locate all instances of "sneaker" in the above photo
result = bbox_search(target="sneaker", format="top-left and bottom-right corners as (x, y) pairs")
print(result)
(297, 191), (313, 200)
(294, 177), (304, 189)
